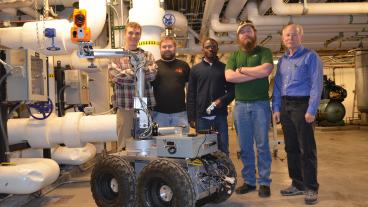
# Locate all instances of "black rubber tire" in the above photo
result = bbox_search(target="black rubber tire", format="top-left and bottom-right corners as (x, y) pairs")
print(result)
(208, 151), (237, 204)
(137, 159), (195, 207)
(90, 155), (136, 207)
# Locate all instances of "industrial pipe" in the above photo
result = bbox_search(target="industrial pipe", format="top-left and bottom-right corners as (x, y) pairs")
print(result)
(271, 0), (368, 15)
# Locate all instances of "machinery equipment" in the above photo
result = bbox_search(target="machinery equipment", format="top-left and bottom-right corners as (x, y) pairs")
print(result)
(77, 42), (237, 207)
(317, 75), (347, 126)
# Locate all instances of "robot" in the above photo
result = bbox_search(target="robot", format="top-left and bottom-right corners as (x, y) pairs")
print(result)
(77, 42), (237, 207)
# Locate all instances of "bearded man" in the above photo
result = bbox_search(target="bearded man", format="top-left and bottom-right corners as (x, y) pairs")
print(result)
(225, 20), (274, 198)
(151, 36), (190, 133)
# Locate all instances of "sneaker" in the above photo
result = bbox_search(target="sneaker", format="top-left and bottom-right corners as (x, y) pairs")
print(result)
(235, 183), (256, 194)
(280, 185), (305, 196)
(305, 190), (318, 205)
(258, 185), (271, 197)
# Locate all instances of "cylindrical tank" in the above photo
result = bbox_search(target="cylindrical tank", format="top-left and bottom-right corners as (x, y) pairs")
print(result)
(318, 99), (346, 123)
(355, 50), (368, 113)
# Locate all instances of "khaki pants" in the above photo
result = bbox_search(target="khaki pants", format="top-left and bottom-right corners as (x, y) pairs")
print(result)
(116, 108), (134, 150)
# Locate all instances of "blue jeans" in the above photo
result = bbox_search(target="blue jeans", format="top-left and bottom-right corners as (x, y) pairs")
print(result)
(234, 100), (272, 186)
(153, 111), (189, 134)
(196, 115), (229, 155)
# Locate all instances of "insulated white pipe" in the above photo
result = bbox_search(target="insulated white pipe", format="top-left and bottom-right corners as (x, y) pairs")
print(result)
(0, 0), (34, 9)
(246, 0), (368, 26)
(166, 10), (188, 37)
(129, 0), (164, 60)
(211, 0), (368, 33)
(224, 0), (247, 22)
(19, 7), (37, 18)
(0, 0), (107, 56)
(200, 0), (225, 39)
(0, 158), (59, 194)
(8, 112), (117, 148)
(15, 143), (96, 165)
(1, 8), (17, 16)
(177, 44), (240, 55)
(35, 0), (77, 7)
(271, 0), (368, 15)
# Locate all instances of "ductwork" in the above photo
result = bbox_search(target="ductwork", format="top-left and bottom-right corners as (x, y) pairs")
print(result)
(0, 0), (106, 56)
(271, 0), (368, 15)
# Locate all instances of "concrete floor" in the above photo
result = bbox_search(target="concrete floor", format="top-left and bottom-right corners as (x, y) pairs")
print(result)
(7, 127), (368, 207)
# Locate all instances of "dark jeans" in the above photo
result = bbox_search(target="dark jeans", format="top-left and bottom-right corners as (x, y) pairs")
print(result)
(196, 115), (229, 155)
(280, 99), (319, 191)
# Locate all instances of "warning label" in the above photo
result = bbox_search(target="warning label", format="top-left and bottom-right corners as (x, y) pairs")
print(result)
(138, 40), (160, 46)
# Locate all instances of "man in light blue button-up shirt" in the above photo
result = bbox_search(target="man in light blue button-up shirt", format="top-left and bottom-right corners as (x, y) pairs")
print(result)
(272, 24), (323, 205)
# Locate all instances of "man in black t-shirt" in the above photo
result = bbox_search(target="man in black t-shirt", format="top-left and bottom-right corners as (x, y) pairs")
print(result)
(151, 36), (190, 133)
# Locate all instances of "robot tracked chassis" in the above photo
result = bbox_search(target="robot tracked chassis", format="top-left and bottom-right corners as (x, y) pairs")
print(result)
(78, 42), (237, 207)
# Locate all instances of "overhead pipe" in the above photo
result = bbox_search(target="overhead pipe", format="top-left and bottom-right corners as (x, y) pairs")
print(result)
(0, 0), (34, 10)
(271, 0), (368, 15)
(1, 8), (17, 16)
(0, 0), (107, 56)
(199, 0), (225, 39)
(177, 44), (240, 55)
(246, 0), (368, 26)
(223, 0), (247, 23)
(19, 7), (38, 18)
(211, 0), (368, 33)
(165, 10), (188, 37)
(0, 0), (77, 10)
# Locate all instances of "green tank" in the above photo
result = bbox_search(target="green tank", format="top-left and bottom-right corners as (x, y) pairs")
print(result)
(317, 99), (346, 123)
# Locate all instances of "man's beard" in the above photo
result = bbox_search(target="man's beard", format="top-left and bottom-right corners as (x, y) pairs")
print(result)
(161, 51), (175, 60)
(241, 36), (257, 52)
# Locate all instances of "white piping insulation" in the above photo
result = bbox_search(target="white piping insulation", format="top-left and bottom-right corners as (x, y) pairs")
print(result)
(8, 112), (117, 148)
(166, 10), (188, 37)
(211, 0), (368, 33)
(12, 143), (97, 165)
(271, 0), (368, 15)
(0, 0), (106, 56)
(0, 0), (34, 9)
(0, 158), (59, 194)
(0, 0), (77, 9)
(223, 0), (247, 23)
(129, 0), (164, 60)
(1, 8), (17, 16)
(199, 0), (225, 39)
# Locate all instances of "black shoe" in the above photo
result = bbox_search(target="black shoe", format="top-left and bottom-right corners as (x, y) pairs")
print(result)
(235, 183), (256, 194)
(258, 185), (271, 197)
(280, 185), (305, 196)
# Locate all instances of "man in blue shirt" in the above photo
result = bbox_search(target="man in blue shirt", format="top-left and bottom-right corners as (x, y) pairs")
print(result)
(272, 24), (323, 205)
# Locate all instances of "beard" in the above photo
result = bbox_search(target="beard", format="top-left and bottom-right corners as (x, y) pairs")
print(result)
(240, 36), (257, 52)
(161, 51), (175, 60)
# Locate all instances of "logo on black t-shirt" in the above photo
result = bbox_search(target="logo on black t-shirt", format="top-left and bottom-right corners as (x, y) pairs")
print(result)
(175, 67), (183, 74)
